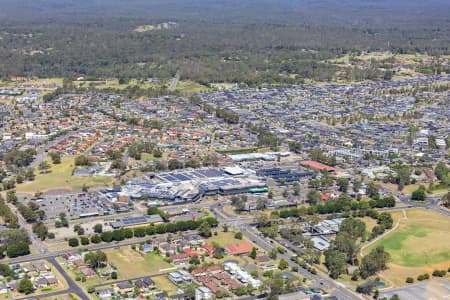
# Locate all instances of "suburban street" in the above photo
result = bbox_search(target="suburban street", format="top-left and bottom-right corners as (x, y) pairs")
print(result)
(14, 258), (89, 300)
(209, 202), (362, 300)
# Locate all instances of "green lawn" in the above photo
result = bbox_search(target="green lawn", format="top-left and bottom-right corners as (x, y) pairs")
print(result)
(207, 231), (249, 248)
(106, 248), (173, 278)
(17, 156), (115, 193)
(366, 209), (450, 267)
(152, 276), (179, 296)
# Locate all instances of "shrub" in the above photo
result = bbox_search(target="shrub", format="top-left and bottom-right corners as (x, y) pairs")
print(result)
(111, 271), (118, 279)
(80, 236), (90, 245)
(68, 238), (79, 247)
(406, 277), (414, 283)
(432, 270), (447, 277)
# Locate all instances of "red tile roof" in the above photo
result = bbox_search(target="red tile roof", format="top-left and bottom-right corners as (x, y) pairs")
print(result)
(301, 160), (336, 172)
(225, 241), (253, 255)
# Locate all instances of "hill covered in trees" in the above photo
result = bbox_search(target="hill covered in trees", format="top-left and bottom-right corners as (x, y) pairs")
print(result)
(0, 0), (448, 85)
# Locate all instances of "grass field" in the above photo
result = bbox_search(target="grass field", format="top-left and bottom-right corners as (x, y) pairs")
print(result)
(359, 216), (378, 236)
(207, 231), (249, 248)
(152, 276), (179, 296)
(365, 208), (450, 286)
(17, 156), (115, 193)
(106, 248), (173, 278)
(174, 80), (209, 93)
(72, 78), (209, 94)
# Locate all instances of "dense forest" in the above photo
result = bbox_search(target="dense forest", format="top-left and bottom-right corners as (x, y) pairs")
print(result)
(0, 0), (449, 85)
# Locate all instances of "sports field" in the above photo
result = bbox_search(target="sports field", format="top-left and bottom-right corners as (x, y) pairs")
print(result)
(365, 208), (450, 286)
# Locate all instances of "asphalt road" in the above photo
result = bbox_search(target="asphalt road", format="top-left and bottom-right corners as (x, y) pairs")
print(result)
(30, 129), (83, 169)
(210, 203), (361, 300)
(169, 71), (180, 91)
(242, 226), (361, 300)
(379, 278), (450, 300)
(3, 235), (153, 265)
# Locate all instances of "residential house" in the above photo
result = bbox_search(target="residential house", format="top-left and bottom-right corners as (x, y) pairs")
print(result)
(195, 287), (213, 300)
(115, 282), (134, 294)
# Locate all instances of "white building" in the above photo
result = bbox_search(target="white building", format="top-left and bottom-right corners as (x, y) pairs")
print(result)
(195, 286), (213, 300)
(223, 262), (261, 288)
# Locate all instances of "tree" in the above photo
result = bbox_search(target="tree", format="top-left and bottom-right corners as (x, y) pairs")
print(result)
(336, 178), (349, 193)
(189, 255), (201, 265)
(111, 159), (126, 170)
(32, 222), (48, 240)
(90, 234), (101, 244)
(411, 185), (427, 201)
(360, 247), (390, 279)
(68, 238), (79, 247)
(84, 250), (107, 269)
(256, 198), (267, 210)
(183, 284), (196, 300)
(339, 217), (366, 241)
(434, 161), (448, 182)
(6, 190), (17, 204)
(234, 232), (243, 240)
(168, 159), (183, 170)
(278, 259), (289, 270)
(307, 190), (321, 205)
(80, 236), (90, 245)
(6, 242), (30, 258)
(49, 152), (61, 164)
(93, 224), (103, 233)
(74, 155), (91, 166)
(268, 248), (277, 259)
(198, 221), (212, 237)
(0, 264), (15, 277)
(293, 182), (301, 196)
(394, 164), (411, 190)
(334, 232), (360, 265)
(153, 148), (163, 158)
(74, 224), (85, 235)
(249, 247), (257, 259)
(18, 278), (34, 294)
(366, 182), (380, 199)
(353, 180), (362, 192)
(111, 271), (118, 279)
(324, 249), (347, 278)
(356, 280), (377, 295)
(442, 192), (450, 208)
(38, 161), (51, 173)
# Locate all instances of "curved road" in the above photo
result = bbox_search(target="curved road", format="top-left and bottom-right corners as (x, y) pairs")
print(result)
(210, 204), (362, 300)
(15, 258), (88, 300)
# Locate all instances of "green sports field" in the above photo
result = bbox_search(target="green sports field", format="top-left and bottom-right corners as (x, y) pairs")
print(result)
(365, 209), (450, 286)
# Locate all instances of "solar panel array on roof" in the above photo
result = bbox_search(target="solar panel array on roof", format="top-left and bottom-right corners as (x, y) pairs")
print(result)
(157, 168), (226, 182)
(195, 169), (224, 178)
